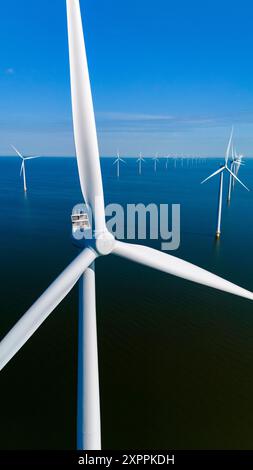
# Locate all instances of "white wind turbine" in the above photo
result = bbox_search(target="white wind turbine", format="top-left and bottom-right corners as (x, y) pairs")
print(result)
(165, 155), (170, 170)
(152, 153), (159, 172)
(227, 146), (245, 203)
(11, 145), (40, 192)
(136, 152), (145, 175)
(227, 145), (234, 204)
(113, 150), (126, 178)
(201, 128), (249, 238)
(233, 149), (244, 188)
(2, 0), (253, 452)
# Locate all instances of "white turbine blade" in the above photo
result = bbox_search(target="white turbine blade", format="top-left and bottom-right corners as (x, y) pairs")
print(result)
(24, 156), (41, 161)
(201, 166), (224, 184)
(113, 241), (253, 302)
(66, 0), (106, 233)
(233, 161), (245, 166)
(225, 126), (234, 165)
(20, 161), (24, 177)
(0, 248), (97, 371)
(11, 145), (23, 159)
(120, 158), (126, 164)
(226, 168), (249, 191)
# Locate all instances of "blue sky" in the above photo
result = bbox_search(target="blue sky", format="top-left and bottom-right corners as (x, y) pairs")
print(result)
(0, 0), (253, 157)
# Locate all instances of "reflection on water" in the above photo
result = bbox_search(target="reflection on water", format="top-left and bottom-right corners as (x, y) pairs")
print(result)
(0, 157), (253, 449)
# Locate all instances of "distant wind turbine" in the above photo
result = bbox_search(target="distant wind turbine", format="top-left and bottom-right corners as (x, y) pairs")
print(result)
(201, 128), (249, 238)
(11, 145), (40, 192)
(113, 151), (126, 178)
(233, 149), (244, 184)
(153, 153), (159, 172)
(227, 145), (235, 204)
(136, 152), (145, 175)
(165, 156), (170, 170)
(227, 145), (244, 203)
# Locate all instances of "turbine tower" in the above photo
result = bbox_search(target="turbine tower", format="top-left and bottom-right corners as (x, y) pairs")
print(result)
(227, 146), (245, 203)
(227, 144), (235, 204)
(136, 152), (145, 175)
(201, 128), (249, 238)
(113, 150), (125, 178)
(153, 153), (159, 172)
(11, 145), (40, 192)
(2, 0), (253, 452)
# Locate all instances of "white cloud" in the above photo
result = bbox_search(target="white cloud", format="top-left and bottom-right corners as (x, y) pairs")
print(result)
(97, 111), (175, 122)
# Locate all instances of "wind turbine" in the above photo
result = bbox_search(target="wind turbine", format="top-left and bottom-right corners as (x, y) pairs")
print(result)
(136, 152), (145, 175)
(201, 128), (249, 238)
(113, 150), (126, 178)
(227, 146), (244, 203)
(233, 149), (244, 188)
(11, 145), (40, 192)
(153, 153), (159, 172)
(2, 0), (253, 452)
(227, 145), (235, 204)
(165, 155), (170, 170)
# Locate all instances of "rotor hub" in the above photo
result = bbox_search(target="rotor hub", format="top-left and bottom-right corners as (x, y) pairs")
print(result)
(95, 231), (115, 256)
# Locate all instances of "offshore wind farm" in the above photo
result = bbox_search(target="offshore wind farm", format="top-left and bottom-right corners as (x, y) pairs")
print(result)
(1, 153), (253, 449)
(1, 0), (253, 454)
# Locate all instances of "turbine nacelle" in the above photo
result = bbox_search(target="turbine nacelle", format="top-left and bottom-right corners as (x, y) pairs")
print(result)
(71, 206), (115, 255)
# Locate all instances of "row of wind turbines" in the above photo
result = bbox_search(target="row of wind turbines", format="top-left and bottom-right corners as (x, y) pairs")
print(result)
(1, 0), (253, 451)
(11, 144), (205, 192)
(113, 152), (206, 177)
(113, 151), (158, 177)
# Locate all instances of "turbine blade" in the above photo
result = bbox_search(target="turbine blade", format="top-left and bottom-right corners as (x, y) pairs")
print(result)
(120, 158), (126, 164)
(225, 126), (234, 165)
(233, 161), (245, 166)
(11, 145), (23, 159)
(20, 161), (24, 177)
(226, 168), (250, 191)
(201, 166), (224, 184)
(0, 248), (97, 371)
(24, 156), (41, 161)
(231, 145), (234, 160)
(113, 241), (253, 302)
(66, 0), (106, 233)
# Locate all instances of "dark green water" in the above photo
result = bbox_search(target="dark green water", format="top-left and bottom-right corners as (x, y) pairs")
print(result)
(0, 156), (253, 449)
